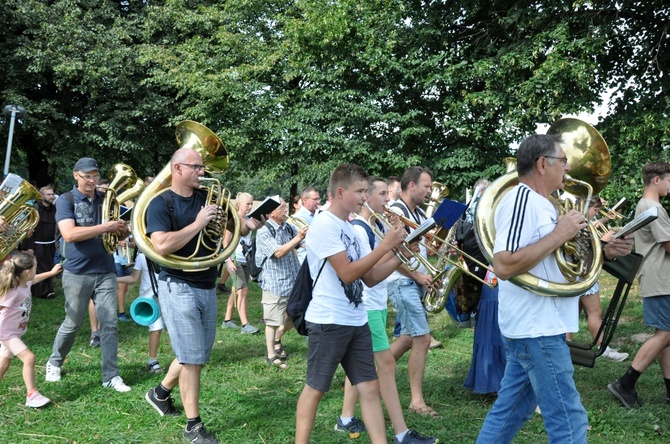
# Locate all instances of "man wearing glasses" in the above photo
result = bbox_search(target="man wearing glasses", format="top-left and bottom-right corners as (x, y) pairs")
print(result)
(143, 147), (264, 444)
(46, 157), (132, 392)
(294, 186), (321, 263)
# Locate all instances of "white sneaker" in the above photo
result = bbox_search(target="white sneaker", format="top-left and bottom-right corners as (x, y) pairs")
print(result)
(45, 362), (61, 382)
(103, 376), (132, 392)
(601, 346), (629, 362)
(26, 391), (51, 408)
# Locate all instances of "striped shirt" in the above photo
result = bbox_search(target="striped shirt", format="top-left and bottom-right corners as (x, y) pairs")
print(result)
(255, 219), (300, 297)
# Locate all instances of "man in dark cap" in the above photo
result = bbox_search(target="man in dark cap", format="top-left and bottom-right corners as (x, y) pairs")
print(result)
(45, 157), (132, 392)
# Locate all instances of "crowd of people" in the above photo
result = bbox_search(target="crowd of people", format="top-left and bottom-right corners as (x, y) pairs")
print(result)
(2, 131), (670, 444)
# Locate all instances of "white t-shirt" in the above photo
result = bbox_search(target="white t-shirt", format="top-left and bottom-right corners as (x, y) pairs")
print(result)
(493, 183), (578, 338)
(351, 215), (388, 311)
(305, 211), (367, 326)
(236, 232), (252, 264)
(132, 253), (158, 299)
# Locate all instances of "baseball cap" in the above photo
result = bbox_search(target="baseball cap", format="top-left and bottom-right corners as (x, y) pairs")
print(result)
(74, 157), (99, 173)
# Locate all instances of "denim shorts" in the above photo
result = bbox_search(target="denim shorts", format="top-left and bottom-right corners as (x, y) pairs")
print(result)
(643, 294), (670, 331)
(115, 262), (131, 278)
(580, 282), (600, 298)
(388, 278), (430, 337)
(304, 322), (378, 393)
(157, 279), (217, 364)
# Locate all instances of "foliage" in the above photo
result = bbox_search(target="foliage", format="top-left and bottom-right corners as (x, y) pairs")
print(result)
(0, 1), (668, 202)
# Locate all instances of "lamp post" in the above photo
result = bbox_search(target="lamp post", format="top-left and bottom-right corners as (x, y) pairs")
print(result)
(3, 104), (27, 177)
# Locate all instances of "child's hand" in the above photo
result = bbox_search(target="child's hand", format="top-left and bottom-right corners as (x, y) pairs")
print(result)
(51, 264), (63, 275)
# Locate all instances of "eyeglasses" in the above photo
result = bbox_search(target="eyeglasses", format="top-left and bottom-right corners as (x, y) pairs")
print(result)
(543, 156), (568, 166)
(179, 163), (206, 173)
(76, 173), (100, 182)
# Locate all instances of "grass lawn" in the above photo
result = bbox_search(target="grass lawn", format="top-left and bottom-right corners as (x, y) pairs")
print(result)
(0, 272), (667, 443)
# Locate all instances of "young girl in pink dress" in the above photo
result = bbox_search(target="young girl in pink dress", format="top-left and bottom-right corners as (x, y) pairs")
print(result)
(0, 251), (62, 408)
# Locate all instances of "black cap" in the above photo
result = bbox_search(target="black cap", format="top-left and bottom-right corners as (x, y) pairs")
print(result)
(74, 157), (99, 173)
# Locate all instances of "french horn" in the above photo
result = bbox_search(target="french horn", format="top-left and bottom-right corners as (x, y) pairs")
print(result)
(0, 174), (42, 258)
(474, 118), (610, 297)
(131, 121), (240, 270)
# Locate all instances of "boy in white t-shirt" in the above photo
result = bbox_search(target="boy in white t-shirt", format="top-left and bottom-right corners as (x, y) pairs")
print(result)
(295, 164), (407, 444)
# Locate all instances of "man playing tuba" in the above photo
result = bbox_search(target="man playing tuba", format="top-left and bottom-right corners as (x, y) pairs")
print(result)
(476, 134), (633, 443)
(143, 147), (263, 444)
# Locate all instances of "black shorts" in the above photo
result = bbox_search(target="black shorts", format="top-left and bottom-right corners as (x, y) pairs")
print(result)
(305, 322), (378, 393)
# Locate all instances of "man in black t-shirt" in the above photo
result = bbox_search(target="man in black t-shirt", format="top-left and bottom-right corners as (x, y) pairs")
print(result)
(144, 147), (263, 444)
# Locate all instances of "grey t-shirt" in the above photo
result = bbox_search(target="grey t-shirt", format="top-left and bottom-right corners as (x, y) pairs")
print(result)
(634, 198), (670, 297)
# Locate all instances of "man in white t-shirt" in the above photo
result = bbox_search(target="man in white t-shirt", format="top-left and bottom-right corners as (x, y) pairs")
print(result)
(476, 134), (633, 443)
(295, 164), (406, 444)
(294, 186), (321, 264)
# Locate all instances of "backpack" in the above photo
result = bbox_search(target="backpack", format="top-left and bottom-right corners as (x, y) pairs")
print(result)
(287, 258), (326, 336)
(349, 219), (375, 250)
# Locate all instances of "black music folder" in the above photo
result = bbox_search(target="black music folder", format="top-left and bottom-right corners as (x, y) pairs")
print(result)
(247, 195), (280, 221)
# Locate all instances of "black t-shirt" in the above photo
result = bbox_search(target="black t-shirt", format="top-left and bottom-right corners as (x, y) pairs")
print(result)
(145, 190), (217, 289)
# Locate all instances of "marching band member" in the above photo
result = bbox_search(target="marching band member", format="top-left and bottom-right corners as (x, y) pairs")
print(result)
(476, 134), (633, 443)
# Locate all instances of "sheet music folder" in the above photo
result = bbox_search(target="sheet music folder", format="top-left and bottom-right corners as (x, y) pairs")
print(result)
(406, 199), (467, 244)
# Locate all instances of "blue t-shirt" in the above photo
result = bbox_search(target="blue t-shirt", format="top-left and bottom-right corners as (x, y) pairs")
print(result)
(55, 187), (115, 274)
(145, 190), (218, 289)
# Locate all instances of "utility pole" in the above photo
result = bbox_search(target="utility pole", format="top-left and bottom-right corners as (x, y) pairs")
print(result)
(3, 104), (27, 177)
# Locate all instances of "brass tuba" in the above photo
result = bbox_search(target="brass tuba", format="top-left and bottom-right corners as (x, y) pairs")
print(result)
(131, 121), (240, 270)
(474, 118), (610, 297)
(101, 163), (145, 253)
(424, 181), (449, 218)
(0, 174), (42, 258)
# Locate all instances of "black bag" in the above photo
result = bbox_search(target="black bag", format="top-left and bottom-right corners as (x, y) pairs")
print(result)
(287, 259), (326, 336)
(243, 237), (264, 281)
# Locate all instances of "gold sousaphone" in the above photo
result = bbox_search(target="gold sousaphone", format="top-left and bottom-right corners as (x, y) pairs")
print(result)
(101, 163), (145, 253)
(131, 121), (240, 270)
(474, 118), (610, 297)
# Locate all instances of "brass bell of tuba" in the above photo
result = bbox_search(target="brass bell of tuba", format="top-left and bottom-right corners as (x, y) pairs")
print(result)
(424, 181), (449, 219)
(101, 163), (145, 253)
(0, 174), (42, 258)
(474, 118), (610, 297)
(131, 120), (240, 270)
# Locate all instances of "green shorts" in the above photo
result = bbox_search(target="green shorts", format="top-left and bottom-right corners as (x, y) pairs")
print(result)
(367, 309), (390, 353)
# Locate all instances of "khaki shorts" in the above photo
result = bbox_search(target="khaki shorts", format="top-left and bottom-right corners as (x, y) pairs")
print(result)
(262, 290), (288, 327)
(0, 337), (28, 358)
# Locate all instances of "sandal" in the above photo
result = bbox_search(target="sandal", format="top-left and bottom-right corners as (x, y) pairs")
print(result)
(274, 340), (288, 360)
(408, 406), (439, 418)
(266, 355), (288, 369)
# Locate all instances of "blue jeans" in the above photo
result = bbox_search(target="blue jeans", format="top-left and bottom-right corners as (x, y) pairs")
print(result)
(476, 334), (588, 444)
(49, 270), (120, 383)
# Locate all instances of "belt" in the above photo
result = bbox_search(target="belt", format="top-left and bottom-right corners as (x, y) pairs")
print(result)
(34, 240), (56, 245)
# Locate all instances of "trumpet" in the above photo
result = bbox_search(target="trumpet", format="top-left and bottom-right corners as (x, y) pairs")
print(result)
(364, 203), (437, 274)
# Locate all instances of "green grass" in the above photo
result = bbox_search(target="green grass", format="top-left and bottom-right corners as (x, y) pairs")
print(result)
(0, 273), (668, 443)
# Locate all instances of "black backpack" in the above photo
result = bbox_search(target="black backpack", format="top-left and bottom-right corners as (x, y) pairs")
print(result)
(287, 259), (326, 336)
(246, 224), (284, 282)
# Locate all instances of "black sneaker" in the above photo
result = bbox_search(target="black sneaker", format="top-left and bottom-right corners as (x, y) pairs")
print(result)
(395, 430), (439, 444)
(334, 416), (366, 439)
(608, 378), (642, 408)
(145, 387), (180, 416)
(184, 423), (218, 444)
(216, 283), (229, 293)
